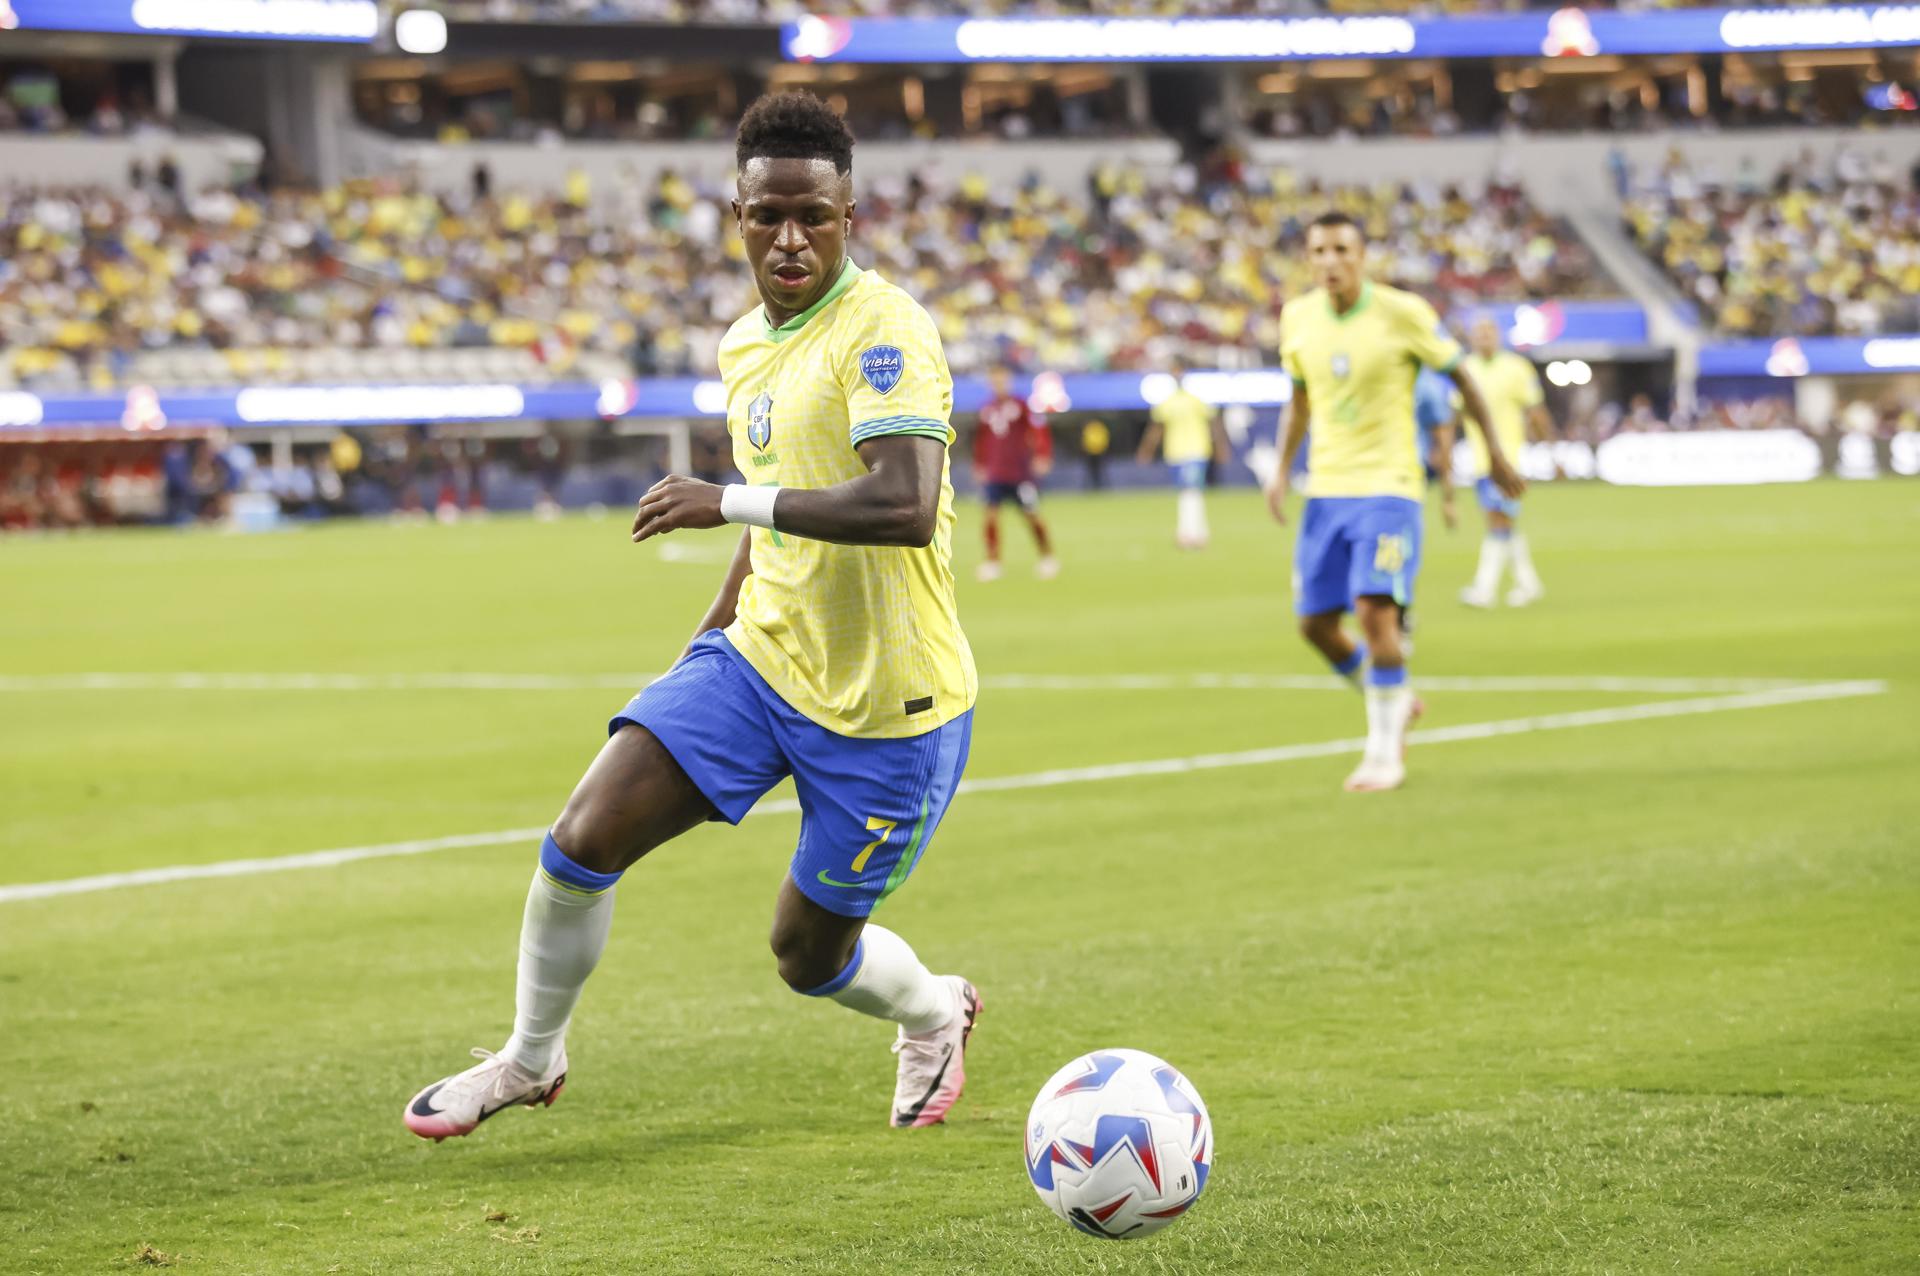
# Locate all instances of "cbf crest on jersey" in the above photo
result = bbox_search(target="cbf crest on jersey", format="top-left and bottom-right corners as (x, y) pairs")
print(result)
(1331, 353), (1351, 380)
(860, 345), (905, 396)
(748, 391), (774, 451)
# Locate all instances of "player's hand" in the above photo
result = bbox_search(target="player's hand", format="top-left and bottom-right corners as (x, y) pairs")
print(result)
(1034, 458), (1053, 479)
(1489, 454), (1527, 500)
(1440, 492), (1458, 531)
(631, 474), (726, 543)
(1264, 480), (1289, 526)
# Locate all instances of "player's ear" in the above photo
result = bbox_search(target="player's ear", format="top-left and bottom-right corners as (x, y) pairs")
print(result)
(731, 198), (743, 230)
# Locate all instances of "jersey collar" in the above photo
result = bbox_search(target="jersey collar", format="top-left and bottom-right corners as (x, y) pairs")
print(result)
(1326, 282), (1372, 322)
(761, 257), (861, 344)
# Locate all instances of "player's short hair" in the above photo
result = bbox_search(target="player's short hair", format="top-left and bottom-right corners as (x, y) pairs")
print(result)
(735, 92), (856, 177)
(1309, 211), (1365, 241)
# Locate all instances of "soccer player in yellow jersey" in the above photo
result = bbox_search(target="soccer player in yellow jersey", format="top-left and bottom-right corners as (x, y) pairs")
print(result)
(1136, 362), (1232, 549)
(1264, 212), (1525, 793)
(1457, 316), (1556, 609)
(406, 94), (982, 1140)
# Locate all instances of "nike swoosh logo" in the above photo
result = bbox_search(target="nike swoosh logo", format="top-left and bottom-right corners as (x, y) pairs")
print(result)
(816, 870), (862, 889)
(895, 1043), (956, 1125)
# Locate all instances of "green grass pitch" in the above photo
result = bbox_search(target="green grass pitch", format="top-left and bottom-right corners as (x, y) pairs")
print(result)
(2, 481), (1916, 1274)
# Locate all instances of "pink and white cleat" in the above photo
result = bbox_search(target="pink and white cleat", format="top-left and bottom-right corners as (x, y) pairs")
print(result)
(404, 1047), (567, 1142)
(890, 976), (981, 1128)
(1343, 754), (1407, 792)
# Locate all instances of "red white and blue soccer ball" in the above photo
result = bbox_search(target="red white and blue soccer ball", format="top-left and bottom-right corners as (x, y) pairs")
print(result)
(1024, 1048), (1213, 1240)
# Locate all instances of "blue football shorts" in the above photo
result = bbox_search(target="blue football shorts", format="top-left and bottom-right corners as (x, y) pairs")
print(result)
(611, 631), (973, 919)
(983, 480), (1041, 512)
(1292, 495), (1425, 616)
(1475, 476), (1523, 519)
(1170, 460), (1208, 489)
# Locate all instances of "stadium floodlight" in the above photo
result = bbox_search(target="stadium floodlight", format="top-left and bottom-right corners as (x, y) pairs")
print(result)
(395, 8), (448, 55)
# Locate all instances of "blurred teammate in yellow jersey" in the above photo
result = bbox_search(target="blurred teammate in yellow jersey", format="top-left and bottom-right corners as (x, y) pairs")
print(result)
(406, 93), (983, 1143)
(1265, 212), (1525, 793)
(1136, 361), (1232, 549)
(1457, 316), (1556, 609)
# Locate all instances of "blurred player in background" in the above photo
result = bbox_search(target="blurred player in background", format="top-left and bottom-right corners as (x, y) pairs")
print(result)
(972, 365), (1058, 581)
(406, 93), (982, 1141)
(1136, 362), (1231, 550)
(1399, 365), (1459, 656)
(1266, 213), (1524, 793)
(1416, 366), (1458, 533)
(1458, 316), (1555, 609)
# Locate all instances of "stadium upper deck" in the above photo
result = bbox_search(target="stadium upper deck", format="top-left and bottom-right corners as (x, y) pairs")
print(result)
(438, 0), (1835, 19)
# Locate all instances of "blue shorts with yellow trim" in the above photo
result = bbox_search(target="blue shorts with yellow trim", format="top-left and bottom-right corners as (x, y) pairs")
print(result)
(1293, 495), (1424, 616)
(611, 631), (973, 919)
(1170, 460), (1208, 490)
(1475, 476), (1523, 519)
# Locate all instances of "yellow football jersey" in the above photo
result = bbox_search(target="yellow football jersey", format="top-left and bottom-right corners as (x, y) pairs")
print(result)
(1281, 282), (1462, 501)
(1151, 388), (1216, 463)
(1460, 349), (1543, 477)
(718, 259), (977, 740)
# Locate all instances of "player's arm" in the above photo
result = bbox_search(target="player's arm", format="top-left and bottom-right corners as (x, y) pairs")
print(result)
(1030, 409), (1053, 479)
(1448, 365), (1525, 499)
(631, 435), (946, 549)
(1134, 416), (1163, 465)
(1433, 417), (1458, 530)
(1210, 409), (1232, 473)
(1266, 377), (1309, 525)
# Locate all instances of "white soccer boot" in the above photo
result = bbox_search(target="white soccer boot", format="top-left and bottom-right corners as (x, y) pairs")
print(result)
(1343, 753), (1407, 793)
(1035, 556), (1061, 580)
(1459, 584), (1496, 609)
(976, 560), (1004, 583)
(890, 976), (982, 1128)
(1506, 583), (1544, 607)
(405, 1047), (567, 1142)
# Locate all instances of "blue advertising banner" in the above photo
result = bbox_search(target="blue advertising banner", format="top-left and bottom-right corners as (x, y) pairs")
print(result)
(1698, 334), (1920, 378)
(0, 0), (378, 42)
(1457, 301), (1651, 349)
(783, 7), (1920, 63)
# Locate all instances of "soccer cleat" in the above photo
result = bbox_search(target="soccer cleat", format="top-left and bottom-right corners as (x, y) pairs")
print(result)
(1035, 556), (1061, 580)
(1343, 754), (1406, 792)
(1506, 584), (1543, 607)
(1403, 695), (1425, 761)
(890, 976), (981, 1128)
(976, 561), (1004, 583)
(404, 1047), (567, 1142)
(1459, 585), (1496, 609)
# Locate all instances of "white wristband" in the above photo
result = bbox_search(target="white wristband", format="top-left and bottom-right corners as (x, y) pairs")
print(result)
(720, 484), (779, 530)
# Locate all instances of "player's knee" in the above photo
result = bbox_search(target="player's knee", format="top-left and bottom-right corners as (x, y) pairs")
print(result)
(548, 804), (628, 877)
(769, 922), (851, 993)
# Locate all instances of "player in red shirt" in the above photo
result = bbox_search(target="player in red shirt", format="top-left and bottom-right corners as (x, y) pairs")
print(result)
(971, 366), (1058, 581)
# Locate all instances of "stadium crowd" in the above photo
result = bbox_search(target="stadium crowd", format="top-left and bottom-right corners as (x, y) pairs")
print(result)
(0, 162), (1596, 390)
(1625, 148), (1920, 337)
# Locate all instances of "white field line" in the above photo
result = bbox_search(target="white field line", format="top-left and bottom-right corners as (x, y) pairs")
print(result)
(0, 680), (1883, 907)
(0, 672), (1838, 695)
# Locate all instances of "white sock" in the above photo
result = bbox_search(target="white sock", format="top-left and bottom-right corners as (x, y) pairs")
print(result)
(1363, 681), (1414, 761)
(1472, 536), (1510, 595)
(1176, 489), (1207, 542)
(501, 871), (615, 1077)
(1509, 532), (1542, 592)
(825, 924), (953, 1035)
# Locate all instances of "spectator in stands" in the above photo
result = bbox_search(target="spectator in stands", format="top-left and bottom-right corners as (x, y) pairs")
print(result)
(1627, 147), (1920, 339)
(0, 163), (1595, 389)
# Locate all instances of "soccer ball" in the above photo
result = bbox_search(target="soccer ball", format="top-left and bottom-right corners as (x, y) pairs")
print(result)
(1024, 1048), (1213, 1239)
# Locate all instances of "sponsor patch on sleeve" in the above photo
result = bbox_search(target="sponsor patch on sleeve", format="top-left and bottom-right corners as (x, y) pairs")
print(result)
(859, 345), (905, 396)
